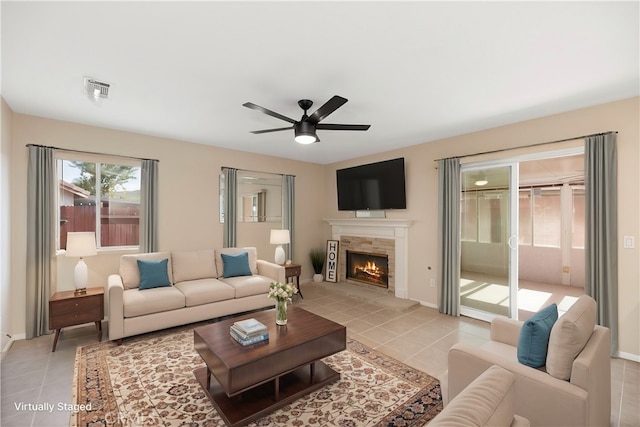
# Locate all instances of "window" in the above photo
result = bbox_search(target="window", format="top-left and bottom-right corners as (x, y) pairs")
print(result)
(517, 185), (584, 249)
(518, 190), (532, 245)
(478, 191), (505, 244)
(572, 188), (585, 248)
(461, 192), (478, 242)
(460, 190), (506, 243)
(57, 155), (141, 249)
(532, 188), (561, 247)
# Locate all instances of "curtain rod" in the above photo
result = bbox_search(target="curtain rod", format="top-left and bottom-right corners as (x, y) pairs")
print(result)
(25, 144), (159, 162)
(221, 166), (296, 178)
(436, 131), (617, 162)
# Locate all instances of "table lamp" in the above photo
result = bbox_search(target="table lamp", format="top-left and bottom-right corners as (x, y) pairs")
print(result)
(270, 229), (290, 265)
(66, 232), (97, 294)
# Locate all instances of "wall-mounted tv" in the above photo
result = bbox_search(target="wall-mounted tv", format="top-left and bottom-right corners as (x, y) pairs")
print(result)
(336, 157), (406, 211)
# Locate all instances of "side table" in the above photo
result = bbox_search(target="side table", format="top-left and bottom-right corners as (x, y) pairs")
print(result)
(283, 263), (303, 299)
(49, 287), (104, 352)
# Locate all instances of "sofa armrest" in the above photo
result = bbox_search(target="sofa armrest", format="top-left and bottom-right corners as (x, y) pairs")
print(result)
(256, 259), (286, 283)
(107, 274), (125, 341)
(448, 342), (588, 427)
(490, 317), (523, 347)
(430, 365), (518, 427)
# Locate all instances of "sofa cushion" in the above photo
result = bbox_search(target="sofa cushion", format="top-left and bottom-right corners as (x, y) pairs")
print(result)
(215, 247), (258, 278)
(221, 252), (252, 278)
(120, 252), (173, 290)
(546, 295), (596, 380)
(517, 303), (558, 368)
(431, 365), (516, 427)
(123, 286), (185, 318)
(220, 274), (272, 298)
(137, 259), (172, 290)
(171, 249), (217, 283)
(174, 279), (235, 307)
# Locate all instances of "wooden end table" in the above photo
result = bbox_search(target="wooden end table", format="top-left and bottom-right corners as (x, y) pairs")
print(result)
(283, 263), (302, 298)
(194, 306), (346, 427)
(49, 287), (104, 352)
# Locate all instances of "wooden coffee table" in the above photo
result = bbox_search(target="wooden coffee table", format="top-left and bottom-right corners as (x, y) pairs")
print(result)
(193, 306), (346, 427)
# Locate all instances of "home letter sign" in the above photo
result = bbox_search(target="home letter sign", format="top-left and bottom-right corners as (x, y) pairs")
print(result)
(325, 240), (339, 283)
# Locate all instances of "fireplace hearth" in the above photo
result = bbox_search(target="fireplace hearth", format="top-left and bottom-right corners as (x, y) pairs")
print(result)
(346, 250), (389, 288)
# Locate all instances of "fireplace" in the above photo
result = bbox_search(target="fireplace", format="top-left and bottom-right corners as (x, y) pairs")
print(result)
(346, 250), (389, 288)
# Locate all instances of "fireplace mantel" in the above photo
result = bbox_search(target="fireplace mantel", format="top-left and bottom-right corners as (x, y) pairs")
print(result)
(325, 218), (412, 298)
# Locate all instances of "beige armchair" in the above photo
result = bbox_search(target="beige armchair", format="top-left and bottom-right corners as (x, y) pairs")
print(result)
(431, 365), (529, 427)
(447, 295), (611, 427)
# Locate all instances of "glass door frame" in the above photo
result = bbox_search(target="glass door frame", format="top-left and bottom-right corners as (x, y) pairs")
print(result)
(460, 160), (519, 321)
(460, 146), (585, 321)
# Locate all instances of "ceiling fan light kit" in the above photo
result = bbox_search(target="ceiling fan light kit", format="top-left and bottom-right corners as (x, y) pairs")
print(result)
(294, 121), (318, 144)
(244, 95), (370, 144)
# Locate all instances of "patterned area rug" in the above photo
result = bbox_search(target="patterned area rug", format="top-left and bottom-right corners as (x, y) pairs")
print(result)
(72, 324), (442, 426)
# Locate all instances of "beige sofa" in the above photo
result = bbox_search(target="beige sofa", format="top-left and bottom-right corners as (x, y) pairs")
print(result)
(447, 295), (611, 427)
(431, 365), (529, 427)
(108, 247), (285, 342)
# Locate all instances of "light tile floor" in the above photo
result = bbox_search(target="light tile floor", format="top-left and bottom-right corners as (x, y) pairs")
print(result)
(1, 282), (638, 426)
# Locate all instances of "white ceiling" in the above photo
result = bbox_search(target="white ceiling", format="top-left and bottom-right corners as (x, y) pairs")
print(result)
(2, 1), (638, 165)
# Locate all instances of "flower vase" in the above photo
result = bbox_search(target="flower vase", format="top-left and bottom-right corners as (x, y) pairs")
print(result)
(276, 299), (288, 325)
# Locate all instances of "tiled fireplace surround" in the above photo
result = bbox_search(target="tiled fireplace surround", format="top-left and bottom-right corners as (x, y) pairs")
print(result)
(326, 219), (412, 299)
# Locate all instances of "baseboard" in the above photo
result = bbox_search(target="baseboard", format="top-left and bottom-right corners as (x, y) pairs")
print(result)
(1, 333), (25, 354)
(616, 350), (640, 363)
(413, 299), (438, 310)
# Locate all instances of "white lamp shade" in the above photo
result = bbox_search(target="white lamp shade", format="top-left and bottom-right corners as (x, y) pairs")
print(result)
(66, 232), (97, 257)
(270, 229), (290, 245)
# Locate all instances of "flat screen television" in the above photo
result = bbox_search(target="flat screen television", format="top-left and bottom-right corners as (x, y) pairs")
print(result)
(336, 158), (406, 211)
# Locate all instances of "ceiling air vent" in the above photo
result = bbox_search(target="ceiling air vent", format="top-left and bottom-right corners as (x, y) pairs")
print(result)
(84, 76), (110, 100)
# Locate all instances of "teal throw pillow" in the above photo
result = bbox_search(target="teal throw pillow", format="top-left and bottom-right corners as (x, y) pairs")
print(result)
(137, 259), (171, 290)
(221, 252), (252, 278)
(517, 303), (558, 368)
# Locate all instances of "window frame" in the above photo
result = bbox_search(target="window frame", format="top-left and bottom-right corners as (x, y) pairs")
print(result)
(56, 151), (142, 251)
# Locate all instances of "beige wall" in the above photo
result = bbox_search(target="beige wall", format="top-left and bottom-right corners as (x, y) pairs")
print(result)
(322, 97), (639, 360)
(9, 114), (326, 338)
(1, 99), (14, 353)
(6, 97), (639, 360)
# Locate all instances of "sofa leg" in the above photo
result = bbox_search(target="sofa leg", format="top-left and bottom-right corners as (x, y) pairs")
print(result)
(117, 339), (122, 346)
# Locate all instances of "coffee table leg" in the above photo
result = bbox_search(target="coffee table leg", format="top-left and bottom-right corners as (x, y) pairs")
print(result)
(310, 362), (315, 384)
(206, 368), (211, 391)
(275, 377), (280, 401)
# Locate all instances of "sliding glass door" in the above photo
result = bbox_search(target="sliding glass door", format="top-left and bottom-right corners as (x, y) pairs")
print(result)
(460, 163), (518, 320)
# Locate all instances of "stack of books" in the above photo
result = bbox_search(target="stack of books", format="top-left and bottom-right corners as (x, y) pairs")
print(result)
(230, 318), (269, 346)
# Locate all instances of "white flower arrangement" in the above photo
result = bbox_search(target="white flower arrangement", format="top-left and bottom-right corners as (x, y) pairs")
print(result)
(268, 281), (298, 302)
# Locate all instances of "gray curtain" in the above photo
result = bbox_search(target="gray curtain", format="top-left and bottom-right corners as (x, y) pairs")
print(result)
(139, 159), (158, 253)
(26, 145), (56, 338)
(282, 175), (295, 261)
(222, 167), (237, 248)
(585, 133), (618, 354)
(438, 158), (461, 316)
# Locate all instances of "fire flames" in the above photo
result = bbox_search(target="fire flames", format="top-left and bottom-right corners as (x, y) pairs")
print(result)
(354, 261), (384, 279)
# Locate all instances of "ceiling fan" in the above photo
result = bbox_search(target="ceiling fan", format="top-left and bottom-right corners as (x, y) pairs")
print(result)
(243, 95), (370, 144)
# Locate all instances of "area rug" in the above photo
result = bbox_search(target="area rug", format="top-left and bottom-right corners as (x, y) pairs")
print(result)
(72, 324), (442, 426)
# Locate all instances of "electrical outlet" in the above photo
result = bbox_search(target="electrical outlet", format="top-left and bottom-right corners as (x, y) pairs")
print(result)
(623, 236), (635, 249)
(429, 278), (436, 288)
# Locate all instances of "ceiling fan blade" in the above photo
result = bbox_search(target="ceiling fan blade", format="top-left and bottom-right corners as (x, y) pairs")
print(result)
(316, 123), (371, 131)
(250, 126), (293, 134)
(243, 102), (296, 124)
(307, 95), (348, 124)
